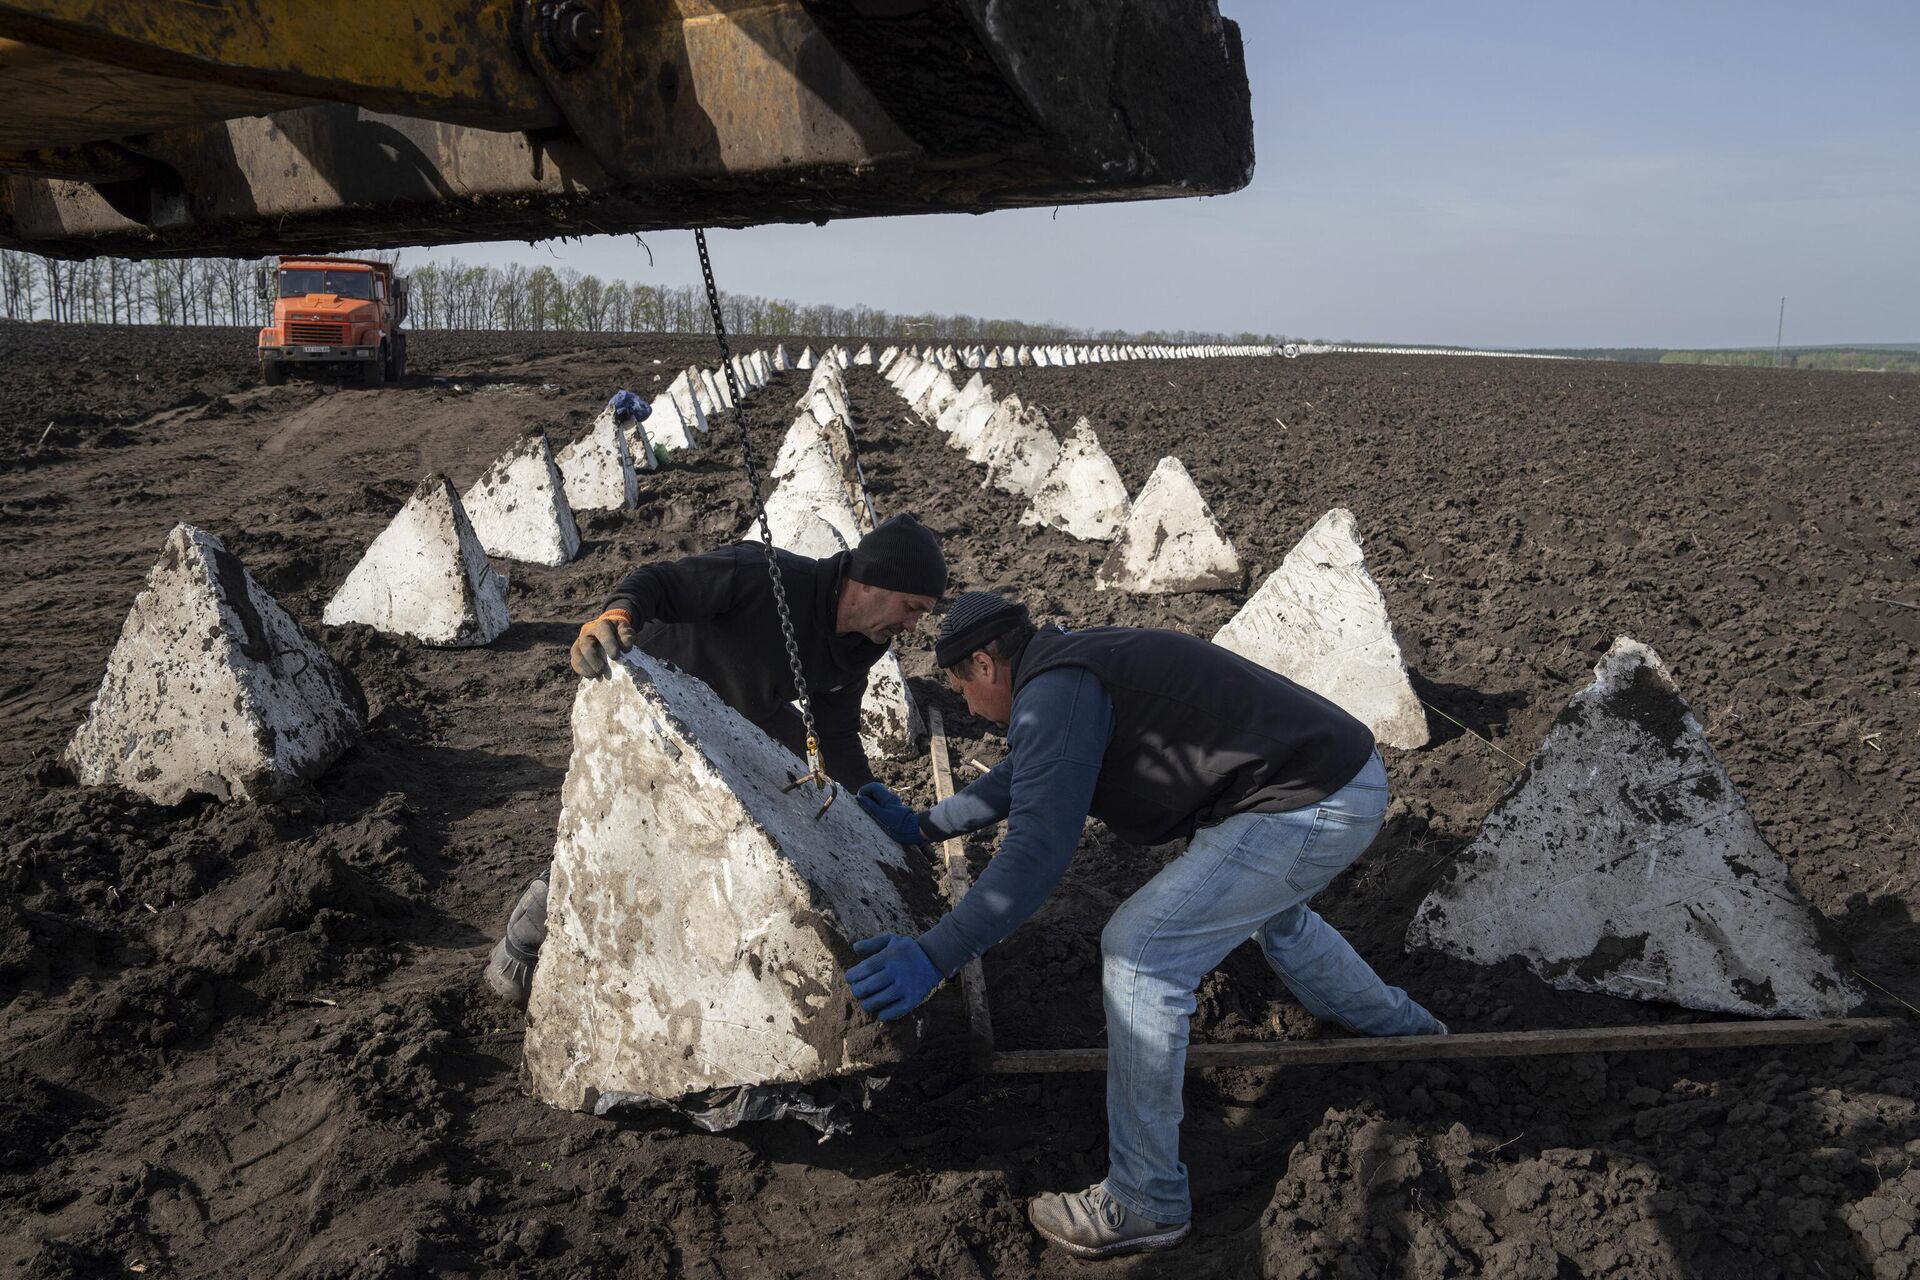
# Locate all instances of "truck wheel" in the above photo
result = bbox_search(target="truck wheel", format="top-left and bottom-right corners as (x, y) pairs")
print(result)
(360, 350), (387, 387)
(261, 360), (287, 386)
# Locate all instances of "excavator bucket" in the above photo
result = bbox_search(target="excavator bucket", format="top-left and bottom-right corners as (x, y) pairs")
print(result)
(0, 1), (1253, 260)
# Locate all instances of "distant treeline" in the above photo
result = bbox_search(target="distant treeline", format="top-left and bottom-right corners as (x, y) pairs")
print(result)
(1526, 345), (1920, 373)
(0, 247), (1278, 347)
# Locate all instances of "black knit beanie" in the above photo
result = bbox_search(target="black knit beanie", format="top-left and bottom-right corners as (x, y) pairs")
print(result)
(935, 591), (1031, 668)
(847, 514), (948, 598)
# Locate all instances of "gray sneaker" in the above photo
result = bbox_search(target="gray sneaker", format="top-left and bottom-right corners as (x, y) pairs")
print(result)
(484, 875), (549, 1009)
(1028, 1183), (1190, 1259)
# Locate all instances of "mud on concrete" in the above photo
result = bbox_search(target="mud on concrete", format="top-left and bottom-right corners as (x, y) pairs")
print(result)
(3, 322), (1919, 1276)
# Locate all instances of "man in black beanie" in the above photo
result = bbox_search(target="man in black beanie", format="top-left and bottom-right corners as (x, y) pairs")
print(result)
(484, 514), (947, 1007)
(846, 591), (1442, 1259)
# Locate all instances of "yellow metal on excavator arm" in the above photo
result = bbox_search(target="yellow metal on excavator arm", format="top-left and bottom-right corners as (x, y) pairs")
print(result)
(0, 0), (1254, 260)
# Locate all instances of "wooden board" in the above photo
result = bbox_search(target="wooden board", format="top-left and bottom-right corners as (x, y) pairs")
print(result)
(987, 1016), (1901, 1074)
(928, 708), (995, 1072)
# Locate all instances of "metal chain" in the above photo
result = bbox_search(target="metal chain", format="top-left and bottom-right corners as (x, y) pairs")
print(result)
(694, 229), (821, 768)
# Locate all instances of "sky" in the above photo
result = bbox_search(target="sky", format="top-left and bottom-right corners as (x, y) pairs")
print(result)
(412, 2), (1919, 349)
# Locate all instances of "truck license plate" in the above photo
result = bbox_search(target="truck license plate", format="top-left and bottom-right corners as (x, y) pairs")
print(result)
(303, 345), (331, 354)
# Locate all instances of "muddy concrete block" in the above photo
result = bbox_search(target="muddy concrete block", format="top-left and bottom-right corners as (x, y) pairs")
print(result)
(1212, 508), (1426, 748)
(853, 344), (873, 365)
(68, 524), (364, 804)
(462, 431), (581, 568)
(523, 650), (941, 1108)
(323, 474), (509, 647)
(796, 345), (816, 369)
(911, 369), (959, 421)
(860, 650), (926, 761)
(1407, 637), (1861, 1018)
(1096, 456), (1241, 594)
(1019, 417), (1129, 541)
(980, 400), (1063, 496)
(965, 393), (1025, 465)
(557, 408), (640, 511)
(941, 377), (999, 451)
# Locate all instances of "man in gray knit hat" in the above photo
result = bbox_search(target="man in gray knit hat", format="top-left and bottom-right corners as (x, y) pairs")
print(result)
(846, 591), (1442, 1259)
(485, 514), (947, 1008)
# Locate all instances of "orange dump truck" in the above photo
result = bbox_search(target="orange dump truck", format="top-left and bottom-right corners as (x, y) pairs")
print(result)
(256, 256), (409, 386)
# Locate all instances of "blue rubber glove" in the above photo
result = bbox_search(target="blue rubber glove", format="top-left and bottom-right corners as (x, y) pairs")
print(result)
(607, 389), (651, 423)
(846, 933), (942, 1021)
(856, 782), (923, 846)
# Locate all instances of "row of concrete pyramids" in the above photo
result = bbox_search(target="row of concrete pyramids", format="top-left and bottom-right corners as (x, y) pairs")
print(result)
(63, 343), (792, 803)
(740, 354), (924, 761)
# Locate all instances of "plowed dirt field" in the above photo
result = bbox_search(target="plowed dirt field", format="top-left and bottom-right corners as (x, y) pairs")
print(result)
(4, 322), (1918, 1278)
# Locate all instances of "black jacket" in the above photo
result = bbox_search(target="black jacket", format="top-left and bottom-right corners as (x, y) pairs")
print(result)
(1015, 625), (1376, 846)
(606, 544), (883, 789)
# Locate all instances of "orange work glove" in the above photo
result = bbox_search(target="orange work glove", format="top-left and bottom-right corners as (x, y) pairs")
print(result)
(570, 607), (636, 678)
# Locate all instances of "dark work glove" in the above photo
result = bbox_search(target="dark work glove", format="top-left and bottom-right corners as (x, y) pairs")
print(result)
(856, 782), (923, 846)
(845, 933), (942, 1021)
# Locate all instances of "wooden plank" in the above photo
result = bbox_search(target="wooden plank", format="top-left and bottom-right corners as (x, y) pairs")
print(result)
(987, 1017), (1901, 1074)
(928, 708), (995, 1072)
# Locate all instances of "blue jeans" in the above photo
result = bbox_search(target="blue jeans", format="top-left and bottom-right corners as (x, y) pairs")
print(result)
(1099, 752), (1438, 1224)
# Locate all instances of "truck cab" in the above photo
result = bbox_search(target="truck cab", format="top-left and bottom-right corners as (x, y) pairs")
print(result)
(257, 256), (409, 386)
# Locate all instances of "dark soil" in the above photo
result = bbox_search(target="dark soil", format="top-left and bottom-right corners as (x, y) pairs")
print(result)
(3, 325), (1919, 1279)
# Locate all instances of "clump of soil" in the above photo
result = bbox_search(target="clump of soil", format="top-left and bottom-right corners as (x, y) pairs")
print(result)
(2, 327), (1917, 1277)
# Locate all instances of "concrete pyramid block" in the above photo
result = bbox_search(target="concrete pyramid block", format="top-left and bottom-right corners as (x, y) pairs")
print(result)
(746, 499), (855, 561)
(773, 344), (791, 372)
(462, 431), (582, 567)
(323, 474), (510, 647)
(523, 648), (940, 1107)
(703, 367), (732, 412)
(860, 650), (926, 761)
(980, 401), (1062, 496)
(612, 404), (659, 474)
(965, 393), (1026, 465)
(666, 371), (710, 436)
(911, 369), (959, 421)
(67, 524), (365, 805)
(1018, 417), (1130, 541)
(796, 346), (815, 369)
(935, 373), (985, 433)
(1406, 638), (1862, 1019)
(854, 344), (873, 365)
(647, 394), (700, 452)
(1096, 456), (1242, 594)
(1211, 509), (1426, 749)
(556, 408), (640, 511)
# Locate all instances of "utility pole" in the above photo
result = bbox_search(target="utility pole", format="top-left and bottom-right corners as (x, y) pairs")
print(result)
(1774, 296), (1787, 368)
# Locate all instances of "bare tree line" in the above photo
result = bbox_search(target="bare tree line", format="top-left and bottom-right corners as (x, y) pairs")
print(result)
(0, 248), (1279, 346)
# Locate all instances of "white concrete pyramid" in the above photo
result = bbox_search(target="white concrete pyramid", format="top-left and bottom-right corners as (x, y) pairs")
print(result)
(462, 430), (581, 567)
(965, 393), (1026, 465)
(980, 401), (1062, 496)
(67, 524), (364, 804)
(615, 404), (659, 474)
(1212, 509), (1426, 749)
(1096, 457), (1242, 594)
(556, 407), (640, 510)
(523, 648), (939, 1107)
(666, 370), (710, 437)
(911, 368), (959, 421)
(646, 394), (700, 452)
(797, 346), (816, 369)
(323, 474), (509, 647)
(935, 373), (986, 434)
(1018, 417), (1130, 541)
(773, 344), (791, 372)
(860, 650), (926, 761)
(1407, 638), (1862, 1019)
(745, 498), (855, 561)
(853, 344), (873, 365)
